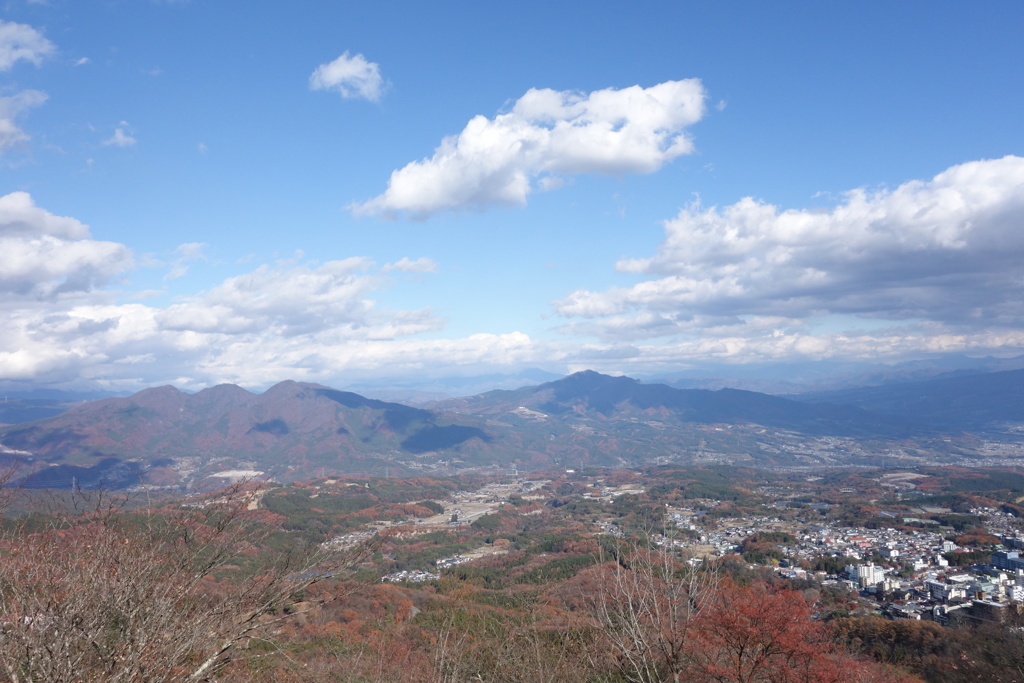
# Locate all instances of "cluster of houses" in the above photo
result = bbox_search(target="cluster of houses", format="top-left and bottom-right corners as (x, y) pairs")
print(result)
(652, 503), (1024, 625)
(869, 562), (1024, 625)
(795, 533), (1024, 624)
(381, 569), (439, 583)
(320, 530), (377, 550)
(381, 552), (472, 583)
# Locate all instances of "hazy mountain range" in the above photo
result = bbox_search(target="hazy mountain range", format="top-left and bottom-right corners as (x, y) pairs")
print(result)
(792, 367), (1024, 433)
(0, 368), (1021, 489)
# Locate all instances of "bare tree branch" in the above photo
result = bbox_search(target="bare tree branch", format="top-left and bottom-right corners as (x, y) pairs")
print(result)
(0, 482), (376, 682)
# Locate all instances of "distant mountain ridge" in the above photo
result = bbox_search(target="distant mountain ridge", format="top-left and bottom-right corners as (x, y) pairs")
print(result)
(792, 367), (1024, 434)
(440, 370), (923, 438)
(649, 354), (1024, 394)
(0, 380), (491, 489)
(3, 369), (1022, 488)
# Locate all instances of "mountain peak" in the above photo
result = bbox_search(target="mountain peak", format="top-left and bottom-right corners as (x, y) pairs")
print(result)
(135, 385), (183, 397)
(126, 385), (187, 411)
(196, 384), (253, 399)
(260, 380), (329, 400)
(560, 370), (631, 383)
(551, 370), (639, 392)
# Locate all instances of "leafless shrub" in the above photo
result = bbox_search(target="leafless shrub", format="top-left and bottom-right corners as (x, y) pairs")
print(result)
(0, 483), (376, 682)
(431, 607), (594, 683)
(582, 535), (720, 682)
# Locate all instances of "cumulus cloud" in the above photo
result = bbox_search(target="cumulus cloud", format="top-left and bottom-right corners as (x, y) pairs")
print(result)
(351, 79), (707, 218)
(0, 214), (462, 388)
(0, 20), (55, 71)
(382, 257), (438, 274)
(4, 288), (547, 389)
(0, 191), (90, 239)
(0, 197), (564, 390)
(553, 156), (1024, 355)
(103, 122), (137, 147)
(309, 51), (385, 102)
(0, 90), (47, 151)
(155, 257), (442, 338)
(0, 192), (133, 298)
(13, 154), (1024, 389)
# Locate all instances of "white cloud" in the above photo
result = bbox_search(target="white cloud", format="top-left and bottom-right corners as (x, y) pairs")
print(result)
(104, 122), (137, 147)
(351, 79), (707, 218)
(0, 90), (47, 151)
(0, 20), (55, 71)
(0, 211), (459, 389)
(11, 158), (1024, 391)
(537, 176), (566, 192)
(553, 156), (1024, 359)
(74, 57), (90, 67)
(651, 327), (1024, 365)
(163, 242), (207, 280)
(0, 191), (90, 239)
(155, 257), (441, 337)
(0, 199), (555, 390)
(309, 51), (385, 102)
(174, 242), (206, 261)
(162, 268), (187, 283)
(0, 192), (133, 298)
(382, 257), (438, 274)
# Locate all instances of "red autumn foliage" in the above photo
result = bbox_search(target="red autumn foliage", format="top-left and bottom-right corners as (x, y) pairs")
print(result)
(689, 578), (917, 683)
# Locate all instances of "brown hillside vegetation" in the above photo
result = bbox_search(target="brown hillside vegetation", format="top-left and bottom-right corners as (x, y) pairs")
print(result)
(0, 485), (376, 682)
(14, 465), (1024, 681)
(0, 486), (914, 682)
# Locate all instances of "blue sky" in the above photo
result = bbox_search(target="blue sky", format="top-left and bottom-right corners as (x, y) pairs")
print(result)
(1, 0), (1023, 392)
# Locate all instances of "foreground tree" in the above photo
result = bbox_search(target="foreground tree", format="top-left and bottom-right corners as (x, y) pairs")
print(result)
(579, 533), (916, 683)
(0, 485), (374, 682)
(688, 578), (918, 683)
(582, 539), (719, 682)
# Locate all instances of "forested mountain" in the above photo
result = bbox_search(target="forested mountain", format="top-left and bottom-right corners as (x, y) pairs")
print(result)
(0, 380), (490, 488)
(6, 369), (1024, 489)
(444, 370), (923, 437)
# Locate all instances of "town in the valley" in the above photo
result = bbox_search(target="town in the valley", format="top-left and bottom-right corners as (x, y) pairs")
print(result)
(299, 465), (1024, 628)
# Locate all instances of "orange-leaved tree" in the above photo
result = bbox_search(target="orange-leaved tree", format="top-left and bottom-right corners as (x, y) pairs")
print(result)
(688, 578), (918, 683)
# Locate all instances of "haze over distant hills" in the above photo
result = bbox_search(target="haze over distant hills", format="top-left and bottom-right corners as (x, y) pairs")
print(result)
(642, 354), (1024, 395)
(1, 368), (1022, 489)
(792, 367), (1024, 434)
(287, 354), (1024, 405)
(4, 354), (1023, 408)
(436, 371), (923, 439)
